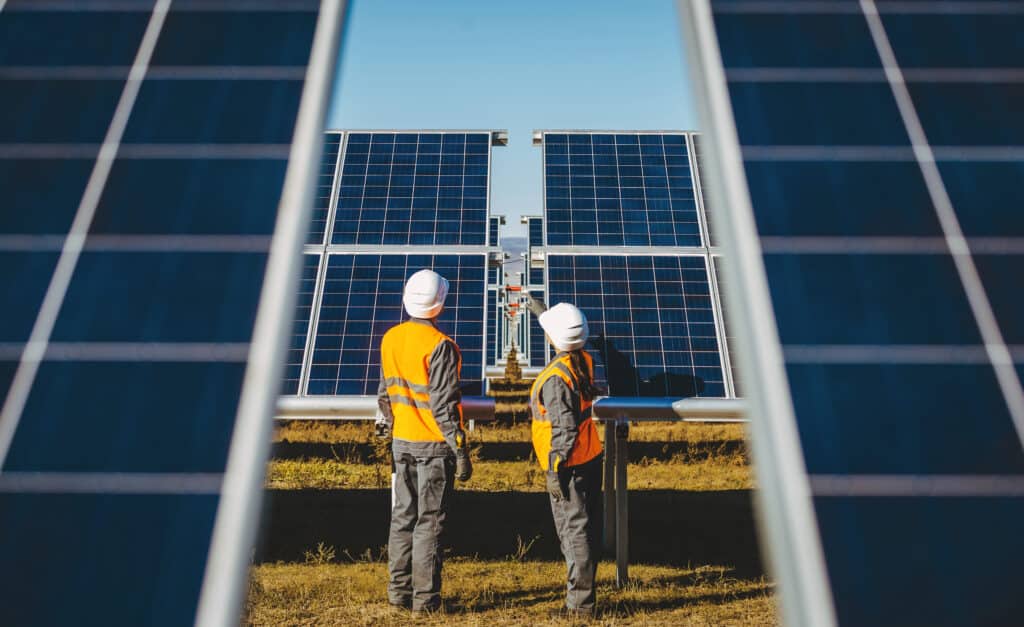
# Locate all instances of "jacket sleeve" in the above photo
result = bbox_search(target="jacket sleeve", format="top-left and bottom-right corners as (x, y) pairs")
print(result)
(428, 339), (464, 453)
(540, 376), (579, 470)
(375, 366), (393, 428)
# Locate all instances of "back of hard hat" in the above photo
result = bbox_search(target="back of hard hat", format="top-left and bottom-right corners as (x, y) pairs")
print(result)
(403, 269), (449, 319)
(538, 302), (589, 352)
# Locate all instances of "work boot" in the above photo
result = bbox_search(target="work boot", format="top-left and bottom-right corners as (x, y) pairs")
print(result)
(548, 606), (594, 622)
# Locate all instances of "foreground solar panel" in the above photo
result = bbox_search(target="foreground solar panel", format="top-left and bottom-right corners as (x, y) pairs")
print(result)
(333, 132), (491, 246)
(0, 2), (342, 625)
(683, 2), (1024, 625)
(542, 132), (700, 247)
(547, 254), (725, 397)
(306, 254), (486, 396)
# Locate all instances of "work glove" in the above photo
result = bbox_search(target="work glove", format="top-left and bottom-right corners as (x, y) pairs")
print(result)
(374, 416), (390, 439)
(525, 293), (547, 317)
(455, 448), (473, 482)
(546, 453), (569, 501)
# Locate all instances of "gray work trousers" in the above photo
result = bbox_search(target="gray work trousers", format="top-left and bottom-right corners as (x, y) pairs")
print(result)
(388, 452), (455, 611)
(548, 454), (602, 611)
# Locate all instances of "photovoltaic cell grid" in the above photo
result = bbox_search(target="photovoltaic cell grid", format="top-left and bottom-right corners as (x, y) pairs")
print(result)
(543, 133), (700, 247)
(489, 216), (500, 246)
(487, 289), (501, 364)
(307, 132), (342, 245)
(547, 255), (725, 397)
(307, 254), (486, 396)
(0, 3), (324, 626)
(332, 132), (490, 246)
(705, 2), (1024, 625)
(528, 216), (543, 247)
(527, 293), (547, 368)
(281, 255), (320, 395)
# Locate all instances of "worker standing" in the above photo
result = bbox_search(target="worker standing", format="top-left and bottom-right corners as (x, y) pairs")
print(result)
(527, 298), (603, 618)
(375, 269), (473, 613)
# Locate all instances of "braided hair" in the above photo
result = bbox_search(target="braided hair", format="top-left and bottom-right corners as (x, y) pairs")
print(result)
(568, 349), (597, 402)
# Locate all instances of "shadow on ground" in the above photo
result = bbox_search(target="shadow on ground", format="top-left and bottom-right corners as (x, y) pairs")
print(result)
(255, 489), (764, 576)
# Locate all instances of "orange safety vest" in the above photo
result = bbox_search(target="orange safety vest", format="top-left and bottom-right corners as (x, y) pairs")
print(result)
(530, 351), (602, 471)
(380, 320), (463, 442)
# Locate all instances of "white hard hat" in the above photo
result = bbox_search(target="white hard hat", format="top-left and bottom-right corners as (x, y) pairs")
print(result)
(403, 269), (449, 319)
(538, 302), (589, 352)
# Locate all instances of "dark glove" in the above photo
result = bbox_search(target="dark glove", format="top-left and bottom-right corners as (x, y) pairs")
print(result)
(374, 418), (390, 439)
(456, 448), (473, 482)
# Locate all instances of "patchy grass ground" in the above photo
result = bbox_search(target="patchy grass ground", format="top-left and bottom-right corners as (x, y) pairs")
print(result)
(246, 560), (776, 626)
(267, 457), (750, 492)
(253, 420), (772, 625)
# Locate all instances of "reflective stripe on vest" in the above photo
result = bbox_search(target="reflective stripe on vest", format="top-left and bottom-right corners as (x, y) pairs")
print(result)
(529, 351), (602, 471)
(380, 320), (461, 443)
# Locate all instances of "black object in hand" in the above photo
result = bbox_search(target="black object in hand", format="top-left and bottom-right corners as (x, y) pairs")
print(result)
(455, 448), (473, 482)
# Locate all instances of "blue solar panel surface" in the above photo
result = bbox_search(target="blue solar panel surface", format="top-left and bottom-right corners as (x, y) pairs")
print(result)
(547, 254), (725, 397)
(709, 1), (1024, 624)
(711, 257), (739, 397)
(487, 289), (500, 365)
(307, 254), (486, 396)
(489, 216), (500, 246)
(528, 216), (543, 247)
(0, 2), (321, 625)
(333, 132), (490, 246)
(527, 294), (547, 368)
(307, 132), (341, 245)
(543, 133), (700, 247)
(282, 254), (320, 395)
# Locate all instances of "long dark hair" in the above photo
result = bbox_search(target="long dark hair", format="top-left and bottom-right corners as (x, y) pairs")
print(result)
(568, 349), (597, 402)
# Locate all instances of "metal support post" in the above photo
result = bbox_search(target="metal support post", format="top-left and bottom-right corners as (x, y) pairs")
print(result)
(602, 419), (617, 553)
(614, 419), (630, 587)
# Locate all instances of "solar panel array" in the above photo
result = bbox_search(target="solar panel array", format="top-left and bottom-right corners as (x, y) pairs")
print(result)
(540, 131), (732, 396)
(285, 130), (500, 396)
(306, 254), (486, 396)
(332, 132), (490, 246)
(0, 2), (336, 625)
(547, 254), (725, 397)
(543, 133), (700, 247)
(687, 2), (1024, 625)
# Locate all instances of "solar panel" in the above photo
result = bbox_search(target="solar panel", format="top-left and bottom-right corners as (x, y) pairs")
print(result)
(487, 289), (501, 365)
(307, 131), (342, 245)
(306, 254), (487, 396)
(489, 216), (501, 246)
(542, 132), (700, 247)
(684, 2), (1024, 625)
(547, 254), (725, 397)
(527, 292), (548, 368)
(332, 132), (491, 246)
(527, 215), (544, 247)
(282, 254), (321, 395)
(0, 2), (340, 625)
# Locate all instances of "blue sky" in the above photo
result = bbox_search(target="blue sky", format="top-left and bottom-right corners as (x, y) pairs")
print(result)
(327, 0), (698, 239)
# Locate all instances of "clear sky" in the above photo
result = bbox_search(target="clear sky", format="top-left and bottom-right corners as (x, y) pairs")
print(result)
(327, 0), (698, 239)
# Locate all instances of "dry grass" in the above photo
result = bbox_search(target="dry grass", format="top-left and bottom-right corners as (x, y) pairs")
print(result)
(274, 421), (748, 446)
(256, 420), (769, 625)
(266, 458), (751, 492)
(245, 560), (776, 626)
